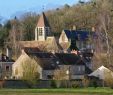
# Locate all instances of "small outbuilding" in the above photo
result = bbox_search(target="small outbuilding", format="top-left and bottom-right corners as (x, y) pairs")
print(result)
(89, 66), (113, 80)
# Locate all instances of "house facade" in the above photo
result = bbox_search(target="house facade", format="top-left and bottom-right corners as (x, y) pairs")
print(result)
(59, 29), (97, 51)
(0, 54), (14, 79)
(0, 62), (13, 79)
(12, 50), (42, 79)
(12, 49), (91, 80)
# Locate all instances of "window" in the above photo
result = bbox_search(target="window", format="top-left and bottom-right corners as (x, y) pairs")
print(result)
(46, 28), (48, 35)
(38, 28), (43, 36)
(47, 75), (53, 79)
(78, 66), (85, 71)
(82, 66), (85, 71)
(6, 66), (10, 71)
(78, 66), (81, 71)
(45, 28), (50, 36)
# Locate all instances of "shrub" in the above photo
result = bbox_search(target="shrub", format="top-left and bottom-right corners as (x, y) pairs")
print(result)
(104, 70), (113, 89)
(51, 80), (56, 88)
(71, 81), (81, 88)
(82, 77), (90, 88)
(105, 77), (113, 89)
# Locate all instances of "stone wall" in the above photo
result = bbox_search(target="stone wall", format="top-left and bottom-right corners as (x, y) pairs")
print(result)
(2, 80), (51, 88)
(0, 79), (104, 88)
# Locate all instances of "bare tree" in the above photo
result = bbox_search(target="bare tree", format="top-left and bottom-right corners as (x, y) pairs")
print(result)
(8, 17), (22, 59)
(21, 57), (40, 88)
(82, 76), (90, 88)
(96, 0), (112, 65)
(53, 66), (68, 88)
(104, 69), (113, 89)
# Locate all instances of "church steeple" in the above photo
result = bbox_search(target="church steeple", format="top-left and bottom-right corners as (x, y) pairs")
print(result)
(37, 12), (50, 27)
(35, 12), (51, 41)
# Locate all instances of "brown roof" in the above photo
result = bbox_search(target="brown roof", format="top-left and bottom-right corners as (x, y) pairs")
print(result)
(37, 12), (50, 27)
(23, 47), (41, 53)
(19, 41), (47, 52)
(28, 52), (59, 70)
(46, 37), (62, 52)
(19, 41), (45, 48)
(55, 53), (85, 65)
(19, 37), (62, 52)
(27, 52), (85, 70)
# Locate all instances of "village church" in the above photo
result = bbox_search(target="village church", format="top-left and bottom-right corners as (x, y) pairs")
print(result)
(12, 12), (94, 80)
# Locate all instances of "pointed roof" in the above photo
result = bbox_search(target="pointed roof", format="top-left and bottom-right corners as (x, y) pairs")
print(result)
(89, 66), (113, 79)
(46, 37), (62, 52)
(37, 12), (50, 27)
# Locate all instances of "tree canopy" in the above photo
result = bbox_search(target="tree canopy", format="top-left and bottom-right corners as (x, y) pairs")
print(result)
(0, 0), (113, 67)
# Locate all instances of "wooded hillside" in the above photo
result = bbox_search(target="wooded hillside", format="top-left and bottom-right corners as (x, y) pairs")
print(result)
(0, 0), (113, 42)
(0, 0), (113, 68)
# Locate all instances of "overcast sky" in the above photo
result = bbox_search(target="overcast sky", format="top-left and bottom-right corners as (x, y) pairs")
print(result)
(0, 0), (89, 19)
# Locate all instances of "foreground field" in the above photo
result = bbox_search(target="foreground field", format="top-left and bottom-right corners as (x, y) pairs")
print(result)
(0, 88), (112, 95)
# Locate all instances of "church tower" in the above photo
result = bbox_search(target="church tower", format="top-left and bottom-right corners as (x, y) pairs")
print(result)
(35, 12), (51, 41)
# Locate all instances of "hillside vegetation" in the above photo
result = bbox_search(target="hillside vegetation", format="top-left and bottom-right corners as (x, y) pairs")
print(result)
(0, 0), (113, 68)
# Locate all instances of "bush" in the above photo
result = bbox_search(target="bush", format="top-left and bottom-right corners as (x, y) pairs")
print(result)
(51, 80), (56, 88)
(71, 81), (81, 88)
(104, 70), (113, 89)
(61, 80), (72, 88)
(82, 77), (90, 88)
(105, 77), (113, 89)
(90, 79), (98, 88)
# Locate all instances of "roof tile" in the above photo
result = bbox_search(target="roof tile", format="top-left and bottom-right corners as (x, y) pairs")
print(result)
(37, 12), (50, 27)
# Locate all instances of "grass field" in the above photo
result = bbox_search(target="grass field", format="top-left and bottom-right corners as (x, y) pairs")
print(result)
(0, 87), (112, 95)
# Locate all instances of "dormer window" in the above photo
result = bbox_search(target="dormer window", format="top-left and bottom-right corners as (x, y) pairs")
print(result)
(39, 28), (43, 36)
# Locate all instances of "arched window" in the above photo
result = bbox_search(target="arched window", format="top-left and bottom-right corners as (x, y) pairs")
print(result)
(39, 28), (43, 36)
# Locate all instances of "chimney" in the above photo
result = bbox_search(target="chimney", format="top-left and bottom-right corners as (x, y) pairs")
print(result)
(92, 27), (95, 32)
(21, 49), (26, 54)
(6, 47), (12, 59)
(73, 25), (77, 30)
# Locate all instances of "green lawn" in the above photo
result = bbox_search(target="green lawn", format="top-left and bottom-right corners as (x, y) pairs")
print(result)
(0, 88), (112, 95)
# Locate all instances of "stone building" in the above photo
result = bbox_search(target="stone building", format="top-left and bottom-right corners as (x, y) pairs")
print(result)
(59, 28), (97, 51)
(19, 12), (61, 53)
(12, 12), (95, 80)
(18, 12), (96, 54)
(35, 12), (52, 41)
(13, 49), (90, 80)
(0, 54), (14, 79)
